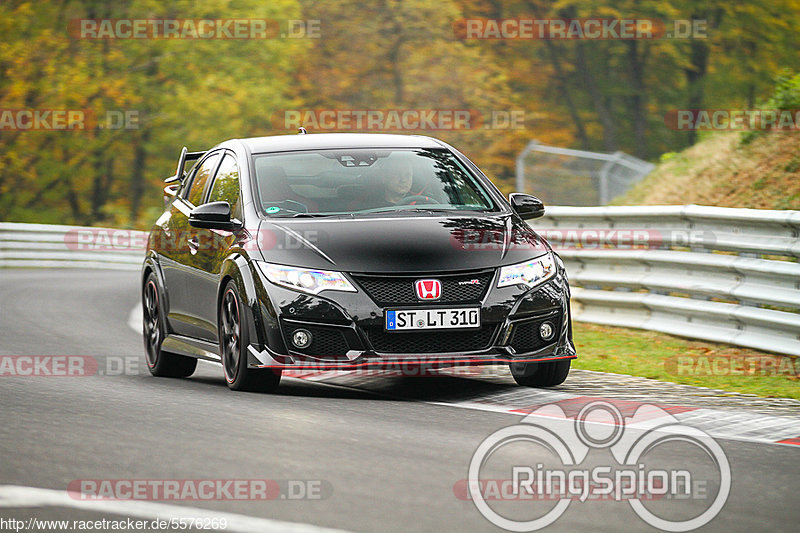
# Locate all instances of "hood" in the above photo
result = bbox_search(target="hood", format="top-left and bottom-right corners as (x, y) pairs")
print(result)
(253, 214), (550, 274)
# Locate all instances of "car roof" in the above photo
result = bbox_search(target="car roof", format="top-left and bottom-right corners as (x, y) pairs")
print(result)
(233, 133), (446, 153)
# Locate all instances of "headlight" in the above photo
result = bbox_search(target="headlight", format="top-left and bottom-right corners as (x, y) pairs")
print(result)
(497, 254), (556, 289)
(256, 262), (356, 295)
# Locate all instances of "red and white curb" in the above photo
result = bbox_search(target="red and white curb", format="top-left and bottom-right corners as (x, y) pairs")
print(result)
(285, 370), (800, 448)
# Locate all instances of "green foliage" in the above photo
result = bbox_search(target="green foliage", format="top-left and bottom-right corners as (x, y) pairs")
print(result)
(2, 0), (799, 226)
(765, 70), (800, 110)
(659, 151), (678, 163)
(0, 0), (305, 228)
(742, 70), (800, 144)
(751, 176), (767, 190)
(784, 156), (800, 173)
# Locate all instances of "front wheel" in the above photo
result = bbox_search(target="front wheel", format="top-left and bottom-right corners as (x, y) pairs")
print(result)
(142, 273), (197, 378)
(219, 280), (281, 392)
(510, 359), (571, 387)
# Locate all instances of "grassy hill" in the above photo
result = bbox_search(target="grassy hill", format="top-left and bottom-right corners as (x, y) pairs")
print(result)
(614, 131), (800, 209)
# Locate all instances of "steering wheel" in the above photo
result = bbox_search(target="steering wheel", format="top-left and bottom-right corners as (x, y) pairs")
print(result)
(399, 195), (438, 205)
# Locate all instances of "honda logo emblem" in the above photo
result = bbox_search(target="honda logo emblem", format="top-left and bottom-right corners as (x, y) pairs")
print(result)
(415, 279), (441, 300)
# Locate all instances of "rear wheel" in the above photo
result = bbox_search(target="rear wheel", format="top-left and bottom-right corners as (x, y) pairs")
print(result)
(510, 359), (571, 387)
(219, 280), (281, 392)
(142, 273), (197, 378)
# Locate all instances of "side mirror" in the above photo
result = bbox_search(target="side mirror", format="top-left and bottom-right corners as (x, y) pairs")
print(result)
(189, 201), (241, 231)
(509, 193), (545, 220)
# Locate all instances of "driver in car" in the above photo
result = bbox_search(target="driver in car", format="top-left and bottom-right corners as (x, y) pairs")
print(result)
(346, 159), (436, 211)
(381, 160), (414, 205)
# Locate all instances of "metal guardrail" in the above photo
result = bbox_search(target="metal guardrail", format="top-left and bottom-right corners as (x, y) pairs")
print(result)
(0, 222), (144, 271)
(528, 205), (800, 356)
(2, 207), (799, 356)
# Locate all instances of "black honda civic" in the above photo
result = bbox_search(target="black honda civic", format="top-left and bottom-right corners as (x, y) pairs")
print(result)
(142, 133), (576, 392)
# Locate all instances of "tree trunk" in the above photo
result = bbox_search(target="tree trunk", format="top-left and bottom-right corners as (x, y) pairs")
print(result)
(684, 7), (723, 147)
(626, 40), (647, 159)
(91, 154), (112, 223)
(684, 39), (709, 147)
(129, 129), (149, 225)
(388, 38), (405, 104)
(576, 42), (617, 151)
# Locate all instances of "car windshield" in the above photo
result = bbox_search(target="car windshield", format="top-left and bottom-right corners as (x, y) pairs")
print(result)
(253, 148), (498, 217)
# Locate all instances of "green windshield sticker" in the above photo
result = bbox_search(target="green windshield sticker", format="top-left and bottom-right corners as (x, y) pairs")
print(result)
(265, 206), (280, 214)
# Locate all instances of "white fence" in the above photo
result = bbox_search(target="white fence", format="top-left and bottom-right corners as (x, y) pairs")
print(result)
(516, 141), (655, 205)
(2, 207), (799, 356)
(528, 205), (800, 356)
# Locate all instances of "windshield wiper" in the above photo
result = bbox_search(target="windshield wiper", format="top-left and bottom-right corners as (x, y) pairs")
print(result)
(280, 212), (355, 218)
(357, 207), (457, 216)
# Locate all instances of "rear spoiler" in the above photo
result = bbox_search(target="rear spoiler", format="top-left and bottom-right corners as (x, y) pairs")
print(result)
(165, 147), (205, 183)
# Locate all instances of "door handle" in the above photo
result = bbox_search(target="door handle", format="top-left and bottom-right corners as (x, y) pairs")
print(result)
(188, 236), (199, 254)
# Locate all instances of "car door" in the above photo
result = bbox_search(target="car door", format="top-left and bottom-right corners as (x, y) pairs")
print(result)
(160, 150), (222, 339)
(184, 151), (244, 343)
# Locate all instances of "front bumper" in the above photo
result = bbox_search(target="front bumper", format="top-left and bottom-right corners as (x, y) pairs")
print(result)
(246, 263), (576, 370)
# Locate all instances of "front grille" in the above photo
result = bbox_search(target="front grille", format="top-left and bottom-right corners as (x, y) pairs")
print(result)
(353, 271), (493, 306)
(509, 315), (562, 353)
(366, 326), (497, 354)
(283, 323), (350, 357)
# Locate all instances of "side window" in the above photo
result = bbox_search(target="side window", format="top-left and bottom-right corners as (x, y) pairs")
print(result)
(186, 153), (221, 206)
(207, 154), (242, 219)
(178, 160), (201, 198)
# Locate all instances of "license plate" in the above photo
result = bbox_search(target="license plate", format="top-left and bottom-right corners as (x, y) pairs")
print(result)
(386, 308), (480, 331)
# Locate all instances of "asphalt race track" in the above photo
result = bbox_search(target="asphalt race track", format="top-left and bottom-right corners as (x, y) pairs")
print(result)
(0, 269), (798, 532)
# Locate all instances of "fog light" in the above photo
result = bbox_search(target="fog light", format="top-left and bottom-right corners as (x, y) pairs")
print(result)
(292, 329), (312, 349)
(539, 321), (555, 340)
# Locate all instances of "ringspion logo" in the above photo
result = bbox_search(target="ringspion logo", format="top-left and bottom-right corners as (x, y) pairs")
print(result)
(463, 400), (730, 531)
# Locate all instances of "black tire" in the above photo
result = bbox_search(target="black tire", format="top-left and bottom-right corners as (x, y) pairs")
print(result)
(510, 359), (571, 387)
(142, 273), (197, 378)
(219, 280), (281, 392)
